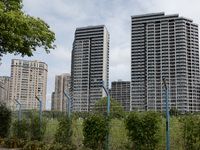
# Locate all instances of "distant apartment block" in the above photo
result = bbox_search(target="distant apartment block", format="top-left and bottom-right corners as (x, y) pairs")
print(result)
(0, 76), (10, 104)
(110, 80), (130, 112)
(51, 73), (71, 112)
(0, 81), (3, 103)
(71, 25), (109, 112)
(9, 59), (47, 110)
(131, 12), (200, 113)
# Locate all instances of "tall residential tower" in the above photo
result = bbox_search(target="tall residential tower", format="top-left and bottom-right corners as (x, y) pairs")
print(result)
(71, 25), (109, 112)
(51, 73), (71, 112)
(110, 80), (130, 112)
(131, 13), (200, 113)
(0, 76), (10, 104)
(9, 59), (47, 110)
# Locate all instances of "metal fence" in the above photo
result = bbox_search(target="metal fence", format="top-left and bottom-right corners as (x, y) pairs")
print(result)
(5, 105), (200, 150)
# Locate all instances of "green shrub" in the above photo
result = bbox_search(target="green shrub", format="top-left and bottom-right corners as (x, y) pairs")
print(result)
(30, 116), (47, 141)
(54, 116), (72, 145)
(169, 107), (181, 117)
(179, 115), (200, 149)
(0, 106), (12, 138)
(94, 97), (126, 119)
(71, 111), (91, 119)
(12, 119), (30, 139)
(23, 140), (46, 150)
(125, 111), (161, 150)
(83, 114), (108, 149)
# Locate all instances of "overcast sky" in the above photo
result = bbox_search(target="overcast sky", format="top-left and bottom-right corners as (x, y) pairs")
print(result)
(1, 0), (200, 109)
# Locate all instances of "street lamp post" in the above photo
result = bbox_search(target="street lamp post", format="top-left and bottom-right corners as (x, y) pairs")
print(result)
(0, 103), (5, 110)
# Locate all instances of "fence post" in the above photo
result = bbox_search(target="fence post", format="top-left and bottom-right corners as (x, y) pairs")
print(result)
(0, 103), (5, 110)
(64, 92), (71, 118)
(64, 92), (71, 143)
(163, 78), (170, 150)
(35, 96), (42, 140)
(15, 99), (21, 137)
(102, 80), (110, 149)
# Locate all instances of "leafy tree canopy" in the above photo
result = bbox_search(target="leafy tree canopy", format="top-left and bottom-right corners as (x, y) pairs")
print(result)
(0, 0), (56, 61)
(83, 114), (108, 149)
(169, 107), (181, 117)
(125, 111), (161, 150)
(94, 97), (126, 119)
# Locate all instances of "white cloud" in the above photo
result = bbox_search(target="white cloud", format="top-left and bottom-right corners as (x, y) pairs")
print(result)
(50, 46), (71, 61)
(110, 64), (130, 84)
(110, 47), (130, 66)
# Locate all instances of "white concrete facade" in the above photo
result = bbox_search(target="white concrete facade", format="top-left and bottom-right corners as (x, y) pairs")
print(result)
(71, 25), (109, 112)
(110, 80), (130, 112)
(131, 13), (200, 113)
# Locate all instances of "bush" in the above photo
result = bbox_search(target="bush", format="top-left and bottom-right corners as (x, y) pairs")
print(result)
(54, 116), (72, 145)
(179, 115), (200, 149)
(125, 111), (161, 150)
(71, 111), (91, 119)
(94, 97), (126, 119)
(12, 119), (30, 139)
(30, 116), (47, 141)
(0, 106), (12, 138)
(83, 114), (108, 149)
(169, 107), (181, 117)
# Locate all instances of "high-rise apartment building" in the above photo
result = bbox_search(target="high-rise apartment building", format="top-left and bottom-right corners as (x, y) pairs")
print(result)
(9, 59), (47, 110)
(71, 25), (109, 112)
(0, 76), (10, 104)
(51, 73), (71, 112)
(131, 12), (200, 113)
(110, 80), (130, 112)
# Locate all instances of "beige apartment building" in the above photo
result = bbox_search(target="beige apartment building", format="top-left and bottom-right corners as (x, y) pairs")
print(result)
(51, 73), (71, 112)
(0, 76), (10, 104)
(9, 59), (47, 110)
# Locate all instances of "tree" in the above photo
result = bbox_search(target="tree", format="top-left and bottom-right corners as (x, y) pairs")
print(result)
(0, 0), (56, 61)
(94, 97), (126, 119)
(30, 116), (47, 141)
(83, 114), (108, 149)
(0, 105), (12, 138)
(169, 107), (181, 117)
(124, 111), (161, 150)
(179, 115), (200, 149)
(54, 116), (75, 149)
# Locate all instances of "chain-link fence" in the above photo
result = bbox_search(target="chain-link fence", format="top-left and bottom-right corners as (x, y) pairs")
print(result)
(1, 103), (200, 149)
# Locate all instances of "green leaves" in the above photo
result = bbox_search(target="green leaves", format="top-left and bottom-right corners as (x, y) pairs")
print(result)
(30, 116), (47, 141)
(0, 105), (11, 138)
(54, 116), (72, 145)
(94, 97), (126, 119)
(124, 111), (161, 150)
(12, 119), (29, 139)
(179, 115), (200, 149)
(0, 0), (56, 60)
(83, 114), (108, 149)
